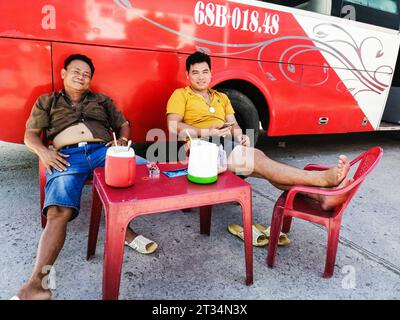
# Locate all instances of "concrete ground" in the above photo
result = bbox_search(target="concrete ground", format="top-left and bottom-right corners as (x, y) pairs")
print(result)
(0, 131), (399, 300)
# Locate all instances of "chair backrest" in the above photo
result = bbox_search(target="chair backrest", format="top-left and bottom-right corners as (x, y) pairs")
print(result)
(335, 146), (383, 214)
(351, 146), (383, 181)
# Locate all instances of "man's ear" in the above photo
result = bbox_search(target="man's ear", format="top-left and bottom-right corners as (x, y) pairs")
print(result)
(61, 68), (66, 79)
(185, 71), (189, 79)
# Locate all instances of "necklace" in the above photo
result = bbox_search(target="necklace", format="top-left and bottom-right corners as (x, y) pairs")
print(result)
(191, 87), (216, 113)
(204, 92), (215, 113)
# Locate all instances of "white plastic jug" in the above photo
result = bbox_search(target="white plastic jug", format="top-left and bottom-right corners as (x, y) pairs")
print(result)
(187, 140), (218, 184)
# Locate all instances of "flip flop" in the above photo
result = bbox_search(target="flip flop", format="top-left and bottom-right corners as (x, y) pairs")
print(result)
(125, 235), (158, 254)
(9, 295), (20, 300)
(253, 224), (291, 246)
(227, 223), (269, 247)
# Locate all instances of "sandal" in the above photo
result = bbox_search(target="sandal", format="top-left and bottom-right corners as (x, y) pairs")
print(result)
(228, 224), (269, 247)
(125, 235), (158, 254)
(253, 224), (291, 246)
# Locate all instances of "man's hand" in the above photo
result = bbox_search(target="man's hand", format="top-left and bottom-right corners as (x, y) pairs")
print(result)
(208, 126), (232, 137)
(38, 148), (71, 174)
(236, 134), (250, 147)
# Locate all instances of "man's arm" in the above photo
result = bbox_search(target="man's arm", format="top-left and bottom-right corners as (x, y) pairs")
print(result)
(167, 114), (232, 140)
(118, 122), (130, 145)
(105, 122), (131, 146)
(24, 128), (70, 174)
(225, 114), (250, 147)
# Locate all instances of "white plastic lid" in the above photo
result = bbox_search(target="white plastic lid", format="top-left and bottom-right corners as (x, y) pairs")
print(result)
(106, 146), (135, 158)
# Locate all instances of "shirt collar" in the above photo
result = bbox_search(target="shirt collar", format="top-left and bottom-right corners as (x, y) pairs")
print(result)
(185, 86), (216, 97)
(60, 89), (95, 103)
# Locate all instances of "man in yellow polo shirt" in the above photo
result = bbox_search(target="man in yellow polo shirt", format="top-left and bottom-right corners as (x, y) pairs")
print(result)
(167, 52), (352, 245)
(167, 85), (235, 130)
(166, 53), (250, 158)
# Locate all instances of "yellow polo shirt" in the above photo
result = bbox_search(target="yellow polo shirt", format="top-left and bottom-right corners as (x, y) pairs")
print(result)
(166, 86), (235, 128)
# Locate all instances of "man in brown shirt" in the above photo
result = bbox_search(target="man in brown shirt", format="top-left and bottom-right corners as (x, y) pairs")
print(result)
(13, 54), (157, 300)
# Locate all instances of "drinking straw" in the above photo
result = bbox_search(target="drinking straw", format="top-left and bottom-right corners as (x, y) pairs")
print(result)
(112, 132), (118, 146)
(185, 130), (193, 143)
(127, 140), (132, 151)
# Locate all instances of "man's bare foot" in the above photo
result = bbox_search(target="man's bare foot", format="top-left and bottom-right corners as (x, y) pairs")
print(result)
(16, 283), (52, 300)
(323, 155), (350, 187)
(320, 178), (354, 211)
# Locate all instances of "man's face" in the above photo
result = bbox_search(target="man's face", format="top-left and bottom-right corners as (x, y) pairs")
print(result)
(187, 62), (211, 91)
(61, 59), (92, 92)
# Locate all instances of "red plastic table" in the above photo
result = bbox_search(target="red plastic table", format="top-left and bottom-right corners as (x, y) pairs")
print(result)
(87, 163), (253, 300)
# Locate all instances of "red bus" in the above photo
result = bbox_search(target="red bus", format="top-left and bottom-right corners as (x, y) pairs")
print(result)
(1, 0), (399, 144)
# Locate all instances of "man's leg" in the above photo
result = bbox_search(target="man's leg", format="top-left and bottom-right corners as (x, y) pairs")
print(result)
(17, 145), (87, 300)
(262, 177), (354, 211)
(228, 146), (351, 210)
(228, 145), (350, 188)
(16, 206), (73, 300)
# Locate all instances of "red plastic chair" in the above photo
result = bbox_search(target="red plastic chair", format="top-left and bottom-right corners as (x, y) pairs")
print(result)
(267, 146), (383, 278)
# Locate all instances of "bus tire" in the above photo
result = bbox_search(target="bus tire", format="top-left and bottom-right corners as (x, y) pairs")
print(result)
(218, 88), (260, 145)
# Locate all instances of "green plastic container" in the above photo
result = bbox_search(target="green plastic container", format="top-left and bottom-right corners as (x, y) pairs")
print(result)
(187, 174), (217, 184)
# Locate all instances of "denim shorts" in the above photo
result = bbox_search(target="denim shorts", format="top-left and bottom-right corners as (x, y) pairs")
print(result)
(43, 143), (148, 221)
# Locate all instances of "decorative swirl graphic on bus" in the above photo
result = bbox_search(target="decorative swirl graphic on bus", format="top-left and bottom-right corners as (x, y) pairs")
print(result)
(114, 1), (392, 96)
(307, 23), (391, 95)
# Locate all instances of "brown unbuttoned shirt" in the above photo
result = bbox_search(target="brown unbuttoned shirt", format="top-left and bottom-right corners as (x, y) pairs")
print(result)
(26, 90), (128, 142)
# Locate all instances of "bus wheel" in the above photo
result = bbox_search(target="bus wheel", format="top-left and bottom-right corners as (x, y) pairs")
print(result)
(219, 88), (260, 145)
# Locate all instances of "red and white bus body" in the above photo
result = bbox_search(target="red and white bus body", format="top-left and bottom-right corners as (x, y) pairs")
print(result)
(1, 0), (399, 144)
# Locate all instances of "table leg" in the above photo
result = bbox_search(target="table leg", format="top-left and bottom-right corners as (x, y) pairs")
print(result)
(87, 186), (102, 260)
(103, 208), (127, 300)
(199, 205), (212, 235)
(240, 194), (253, 286)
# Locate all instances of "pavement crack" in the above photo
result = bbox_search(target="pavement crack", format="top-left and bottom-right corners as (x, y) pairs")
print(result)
(0, 164), (34, 172)
(314, 224), (400, 276)
(252, 188), (276, 203)
(253, 187), (400, 276)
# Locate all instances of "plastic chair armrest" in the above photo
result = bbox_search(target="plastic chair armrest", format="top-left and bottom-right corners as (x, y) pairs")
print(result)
(285, 180), (360, 210)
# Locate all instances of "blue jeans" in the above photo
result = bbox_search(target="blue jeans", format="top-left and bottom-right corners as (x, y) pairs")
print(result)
(43, 143), (148, 221)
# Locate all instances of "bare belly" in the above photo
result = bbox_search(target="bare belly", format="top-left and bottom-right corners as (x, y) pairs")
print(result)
(52, 123), (104, 149)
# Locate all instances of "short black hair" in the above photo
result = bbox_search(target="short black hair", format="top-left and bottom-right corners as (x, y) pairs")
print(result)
(186, 51), (211, 72)
(64, 54), (95, 77)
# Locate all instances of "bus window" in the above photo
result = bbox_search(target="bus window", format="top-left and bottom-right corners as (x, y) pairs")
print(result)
(261, 0), (333, 15)
(345, 0), (398, 14)
(340, 0), (399, 30)
(262, 0), (308, 5)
